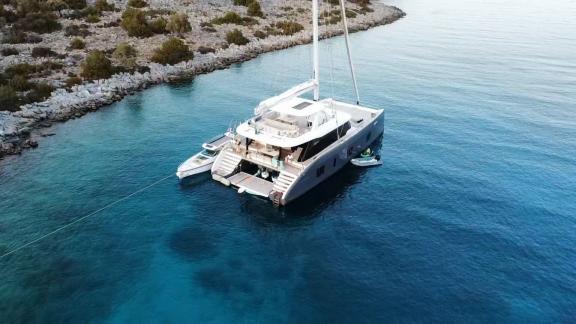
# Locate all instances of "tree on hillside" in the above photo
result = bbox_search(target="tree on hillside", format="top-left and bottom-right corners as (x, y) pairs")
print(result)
(151, 37), (193, 65)
(81, 50), (114, 80)
(113, 43), (138, 69)
(247, 1), (263, 17)
(121, 7), (152, 37)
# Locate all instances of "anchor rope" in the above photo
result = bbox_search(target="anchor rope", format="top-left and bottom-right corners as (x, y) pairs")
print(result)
(0, 173), (173, 260)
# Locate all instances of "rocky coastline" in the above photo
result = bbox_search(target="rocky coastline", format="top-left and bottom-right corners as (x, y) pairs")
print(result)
(0, 4), (404, 158)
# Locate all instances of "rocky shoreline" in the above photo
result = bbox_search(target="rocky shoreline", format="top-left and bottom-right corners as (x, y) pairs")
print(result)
(0, 4), (404, 158)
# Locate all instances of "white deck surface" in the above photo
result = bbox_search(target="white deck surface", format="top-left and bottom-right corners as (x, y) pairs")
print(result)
(228, 172), (274, 197)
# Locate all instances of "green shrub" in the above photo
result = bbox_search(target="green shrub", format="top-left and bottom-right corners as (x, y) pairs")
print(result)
(70, 38), (86, 49)
(14, 12), (62, 34)
(253, 30), (266, 39)
(0, 86), (20, 112)
(8, 75), (32, 91)
(1, 48), (19, 56)
(233, 0), (254, 6)
(247, 1), (263, 17)
(212, 12), (257, 26)
(94, 0), (114, 12)
(15, 0), (42, 15)
(64, 24), (92, 37)
(81, 50), (114, 80)
(2, 31), (26, 44)
(166, 13), (191, 34)
(25, 82), (55, 103)
(85, 13), (100, 23)
(345, 8), (357, 18)
(225, 29), (248, 45)
(121, 8), (151, 37)
(127, 0), (147, 8)
(31, 47), (57, 58)
(275, 21), (303, 35)
(149, 17), (167, 34)
(81, 5), (100, 17)
(112, 42), (138, 68)
(351, 0), (370, 6)
(145, 8), (174, 17)
(65, 76), (83, 88)
(151, 37), (193, 65)
(64, 0), (87, 10)
(4, 63), (43, 78)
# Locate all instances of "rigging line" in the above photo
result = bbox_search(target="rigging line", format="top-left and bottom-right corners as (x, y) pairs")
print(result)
(0, 173), (173, 260)
(325, 1), (340, 139)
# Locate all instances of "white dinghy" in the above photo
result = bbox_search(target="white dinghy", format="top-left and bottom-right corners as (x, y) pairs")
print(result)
(176, 133), (232, 180)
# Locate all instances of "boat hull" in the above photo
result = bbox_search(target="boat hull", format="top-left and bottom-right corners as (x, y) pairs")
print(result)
(281, 110), (384, 205)
(176, 156), (214, 180)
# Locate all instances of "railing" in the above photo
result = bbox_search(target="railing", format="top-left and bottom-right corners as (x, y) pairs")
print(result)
(244, 152), (302, 175)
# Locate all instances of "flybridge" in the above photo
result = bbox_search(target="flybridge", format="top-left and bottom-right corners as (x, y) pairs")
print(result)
(237, 97), (351, 148)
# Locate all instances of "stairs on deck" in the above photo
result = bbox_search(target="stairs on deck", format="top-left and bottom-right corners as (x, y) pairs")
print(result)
(273, 171), (297, 194)
(214, 150), (242, 176)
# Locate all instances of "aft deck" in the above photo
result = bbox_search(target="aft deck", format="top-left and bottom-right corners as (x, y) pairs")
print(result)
(228, 172), (274, 197)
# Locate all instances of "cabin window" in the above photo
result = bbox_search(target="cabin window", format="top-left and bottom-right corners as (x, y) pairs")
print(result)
(366, 132), (372, 142)
(297, 122), (352, 162)
(316, 166), (325, 177)
(333, 158), (337, 167)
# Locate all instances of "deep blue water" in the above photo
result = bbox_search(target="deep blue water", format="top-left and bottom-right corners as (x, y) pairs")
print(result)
(2, 0), (576, 322)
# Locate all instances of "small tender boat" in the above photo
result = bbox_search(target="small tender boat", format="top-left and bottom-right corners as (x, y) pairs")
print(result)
(351, 150), (382, 167)
(176, 133), (232, 180)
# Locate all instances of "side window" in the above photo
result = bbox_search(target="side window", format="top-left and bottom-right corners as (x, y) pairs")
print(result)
(316, 166), (325, 177)
(366, 132), (372, 142)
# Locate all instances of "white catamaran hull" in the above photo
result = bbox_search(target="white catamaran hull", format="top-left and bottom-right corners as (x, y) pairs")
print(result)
(281, 111), (384, 205)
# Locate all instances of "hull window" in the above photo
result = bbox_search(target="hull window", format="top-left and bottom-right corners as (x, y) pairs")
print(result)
(366, 131), (372, 142)
(316, 166), (325, 177)
(333, 158), (337, 167)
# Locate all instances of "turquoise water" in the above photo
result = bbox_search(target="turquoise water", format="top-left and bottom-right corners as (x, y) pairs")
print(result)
(2, 0), (576, 322)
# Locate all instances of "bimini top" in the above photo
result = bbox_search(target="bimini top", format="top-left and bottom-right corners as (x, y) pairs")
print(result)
(237, 97), (351, 147)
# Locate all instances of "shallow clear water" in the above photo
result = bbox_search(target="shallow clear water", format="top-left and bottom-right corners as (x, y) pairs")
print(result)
(1, 0), (576, 322)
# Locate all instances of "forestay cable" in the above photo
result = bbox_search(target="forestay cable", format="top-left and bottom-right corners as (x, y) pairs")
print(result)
(0, 173), (173, 260)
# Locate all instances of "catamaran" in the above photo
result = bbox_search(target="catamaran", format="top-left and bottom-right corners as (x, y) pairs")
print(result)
(210, 0), (384, 205)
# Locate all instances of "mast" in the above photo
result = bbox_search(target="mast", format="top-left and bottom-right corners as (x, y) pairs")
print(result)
(339, 0), (360, 104)
(312, 0), (320, 101)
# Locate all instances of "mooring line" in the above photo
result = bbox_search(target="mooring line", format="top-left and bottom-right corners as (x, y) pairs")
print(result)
(0, 173), (174, 260)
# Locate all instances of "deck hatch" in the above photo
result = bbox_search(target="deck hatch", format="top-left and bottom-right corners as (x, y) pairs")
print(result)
(293, 102), (312, 110)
